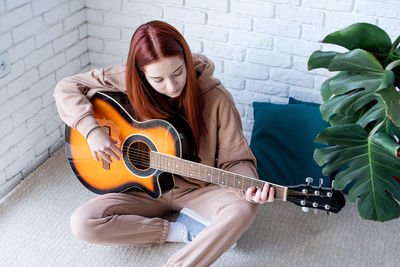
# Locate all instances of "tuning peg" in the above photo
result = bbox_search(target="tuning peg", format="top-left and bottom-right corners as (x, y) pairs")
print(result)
(324, 204), (330, 210)
(327, 191), (333, 197)
(326, 211), (332, 216)
(305, 177), (313, 186)
(313, 209), (318, 214)
(331, 179), (335, 188)
(302, 207), (310, 213)
(319, 178), (323, 188)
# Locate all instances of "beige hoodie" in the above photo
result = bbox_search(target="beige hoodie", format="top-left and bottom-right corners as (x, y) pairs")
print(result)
(54, 54), (258, 199)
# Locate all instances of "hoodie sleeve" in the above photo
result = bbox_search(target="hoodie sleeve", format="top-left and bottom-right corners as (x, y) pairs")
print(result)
(53, 65), (126, 138)
(213, 86), (260, 203)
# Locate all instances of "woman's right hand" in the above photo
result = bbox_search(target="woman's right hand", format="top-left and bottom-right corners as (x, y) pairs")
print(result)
(86, 127), (123, 164)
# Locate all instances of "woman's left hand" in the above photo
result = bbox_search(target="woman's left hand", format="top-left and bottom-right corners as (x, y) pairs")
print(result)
(245, 182), (274, 204)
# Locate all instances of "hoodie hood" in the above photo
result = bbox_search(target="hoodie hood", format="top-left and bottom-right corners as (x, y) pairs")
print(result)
(192, 53), (221, 94)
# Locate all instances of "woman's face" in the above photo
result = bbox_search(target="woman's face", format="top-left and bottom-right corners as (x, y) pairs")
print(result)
(143, 55), (187, 98)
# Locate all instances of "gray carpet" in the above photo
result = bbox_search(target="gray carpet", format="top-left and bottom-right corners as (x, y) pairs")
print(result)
(1, 147), (399, 267)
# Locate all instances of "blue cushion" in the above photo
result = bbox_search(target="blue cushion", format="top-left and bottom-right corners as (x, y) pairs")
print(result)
(250, 101), (330, 187)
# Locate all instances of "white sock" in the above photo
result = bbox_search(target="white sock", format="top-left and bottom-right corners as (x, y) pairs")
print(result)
(165, 222), (189, 243)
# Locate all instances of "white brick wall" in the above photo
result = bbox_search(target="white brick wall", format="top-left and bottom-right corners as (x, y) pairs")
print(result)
(0, 0), (88, 198)
(1, 0), (400, 198)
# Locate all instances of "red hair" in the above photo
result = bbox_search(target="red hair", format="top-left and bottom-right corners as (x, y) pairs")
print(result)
(125, 20), (205, 152)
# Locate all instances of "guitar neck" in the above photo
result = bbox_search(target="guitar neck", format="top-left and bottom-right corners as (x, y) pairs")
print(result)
(150, 151), (288, 201)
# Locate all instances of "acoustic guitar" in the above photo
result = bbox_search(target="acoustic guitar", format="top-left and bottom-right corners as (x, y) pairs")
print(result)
(65, 92), (345, 214)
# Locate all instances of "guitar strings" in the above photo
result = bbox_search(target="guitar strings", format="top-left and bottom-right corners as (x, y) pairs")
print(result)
(106, 147), (335, 199)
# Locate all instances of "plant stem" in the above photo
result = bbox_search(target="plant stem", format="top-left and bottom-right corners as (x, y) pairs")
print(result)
(385, 59), (400, 70)
(384, 35), (400, 66)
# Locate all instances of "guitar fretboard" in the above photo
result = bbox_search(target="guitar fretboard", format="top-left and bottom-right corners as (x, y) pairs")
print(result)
(150, 151), (287, 201)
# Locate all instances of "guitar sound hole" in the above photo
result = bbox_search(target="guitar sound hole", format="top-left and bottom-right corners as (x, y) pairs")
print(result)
(128, 141), (150, 170)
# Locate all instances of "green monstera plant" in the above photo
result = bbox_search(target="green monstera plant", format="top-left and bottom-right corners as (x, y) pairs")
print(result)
(308, 23), (400, 222)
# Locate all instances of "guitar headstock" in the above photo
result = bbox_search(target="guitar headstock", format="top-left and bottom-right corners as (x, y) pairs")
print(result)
(286, 177), (346, 214)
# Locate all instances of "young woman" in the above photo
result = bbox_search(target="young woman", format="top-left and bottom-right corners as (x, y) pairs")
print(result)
(54, 20), (274, 266)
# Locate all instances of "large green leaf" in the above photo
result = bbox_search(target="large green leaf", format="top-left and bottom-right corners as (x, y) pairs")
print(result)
(319, 69), (394, 122)
(323, 23), (392, 59)
(314, 124), (400, 221)
(377, 86), (400, 127)
(328, 49), (384, 73)
(308, 51), (340, 70)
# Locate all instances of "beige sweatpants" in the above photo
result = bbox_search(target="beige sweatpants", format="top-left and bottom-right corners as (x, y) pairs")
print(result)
(70, 184), (258, 266)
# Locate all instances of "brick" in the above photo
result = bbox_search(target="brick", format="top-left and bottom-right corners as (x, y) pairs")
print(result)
(41, 89), (58, 108)
(0, 60), (24, 89)
(0, 117), (13, 139)
(6, 147), (36, 178)
(246, 80), (289, 97)
(16, 126), (44, 155)
(12, 16), (44, 43)
(271, 68), (314, 88)
(125, 2), (163, 17)
(89, 52), (123, 67)
(275, 37), (321, 57)
(88, 24), (121, 40)
(208, 11), (252, 31)
(80, 52), (89, 67)
(246, 49), (291, 68)
(55, 58), (81, 81)
(207, 57), (223, 73)
(217, 73), (246, 90)
(86, 0), (121, 11)
(66, 39), (87, 61)
(87, 9), (103, 23)
(38, 53), (66, 77)
(35, 23), (63, 48)
(356, 0), (400, 20)
(254, 18), (301, 38)
(0, 174), (22, 198)
(0, 4), (32, 30)
(26, 105), (54, 131)
(53, 30), (79, 53)
(45, 116), (63, 135)
(11, 98), (42, 127)
(186, 39), (203, 54)
(64, 9), (86, 31)
(43, 4), (69, 25)
(79, 24), (88, 39)
(0, 32), (13, 51)
(303, 0), (353, 11)
(25, 43), (53, 70)
(104, 40), (130, 56)
(231, 91), (274, 105)
(0, 122), (27, 155)
(32, 0), (59, 15)
(231, 0), (274, 18)
(0, 146), (18, 173)
(258, 0), (300, 4)
(0, 87), (7, 105)
(88, 37), (104, 51)
(5, 0), (30, 10)
(7, 68), (40, 97)
(164, 7), (206, 24)
(276, 6), (324, 25)
(0, 0), (4, 13)
(225, 61), (269, 79)
(8, 37), (35, 63)
(186, 0), (228, 12)
(69, 0), (85, 13)
(379, 18), (400, 40)
(325, 13), (376, 29)
(28, 73), (56, 100)
(289, 86), (323, 103)
(204, 42), (245, 61)
(34, 129), (60, 156)
(301, 25), (337, 42)
(185, 25), (228, 42)
(230, 31), (273, 50)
